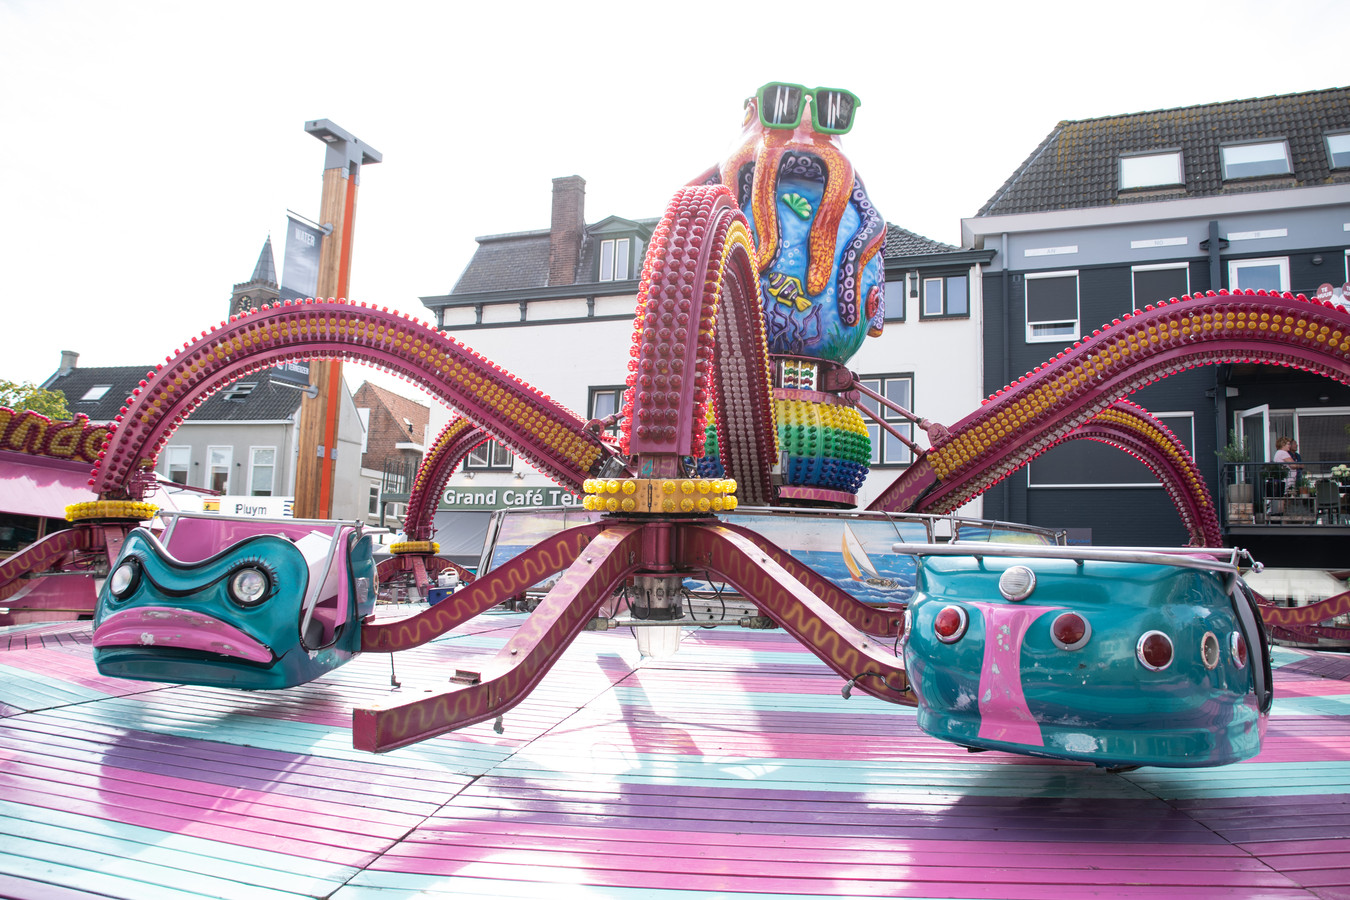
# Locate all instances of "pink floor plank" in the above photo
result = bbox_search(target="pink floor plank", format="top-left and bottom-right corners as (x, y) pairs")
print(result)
(2, 617), (1349, 898)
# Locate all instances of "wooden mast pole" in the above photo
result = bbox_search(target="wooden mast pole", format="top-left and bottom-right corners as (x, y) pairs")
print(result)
(293, 120), (381, 520)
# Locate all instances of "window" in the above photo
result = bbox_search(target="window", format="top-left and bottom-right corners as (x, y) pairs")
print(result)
(368, 484), (380, 516)
(207, 446), (231, 493)
(220, 382), (256, 402)
(1029, 412), (1195, 487)
(921, 273), (968, 318)
(1229, 257), (1289, 292)
(857, 374), (914, 466)
(599, 238), (631, 282)
(1119, 151), (1183, 189)
(80, 385), (112, 402)
(1269, 408), (1350, 463)
(1221, 141), (1291, 180)
(883, 274), (906, 321)
(1132, 264), (1190, 310)
(248, 447), (275, 496)
(1328, 133), (1350, 170)
(588, 385), (626, 437)
(164, 446), (190, 484)
(465, 439), (514, 471)
(1025, 271), (1079, 343)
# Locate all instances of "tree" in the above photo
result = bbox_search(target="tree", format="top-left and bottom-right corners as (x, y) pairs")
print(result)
(0, 380), (71, 420)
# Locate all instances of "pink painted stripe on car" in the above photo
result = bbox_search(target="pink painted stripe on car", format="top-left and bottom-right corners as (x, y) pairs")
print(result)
(93, 606), (273, 663)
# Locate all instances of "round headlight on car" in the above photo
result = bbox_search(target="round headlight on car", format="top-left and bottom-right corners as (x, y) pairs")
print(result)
(998, 565), (1037, 601)
(109, 559), (141, 599)
(228, 567), (271, 607)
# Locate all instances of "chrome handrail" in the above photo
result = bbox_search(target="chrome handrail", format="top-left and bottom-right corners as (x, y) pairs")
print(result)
(890, 541), (1256, 575)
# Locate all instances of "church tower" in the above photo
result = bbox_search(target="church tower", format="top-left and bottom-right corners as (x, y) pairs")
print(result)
(229, 237), (280, 315)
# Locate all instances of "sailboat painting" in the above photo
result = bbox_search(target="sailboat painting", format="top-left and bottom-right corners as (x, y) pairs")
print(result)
(841, 522), (902, 589)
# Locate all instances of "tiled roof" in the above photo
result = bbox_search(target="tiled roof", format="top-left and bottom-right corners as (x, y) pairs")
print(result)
(884, 224), (957, 258)
(44, 366), (150, 423)
(44, 366), (302, 424)
(450, 231), (552, 294)
(446, 220), (963, 296)
(353, 381), (431, 443)
(978, 86), (1350, 217)
(191, 378), (303, 422)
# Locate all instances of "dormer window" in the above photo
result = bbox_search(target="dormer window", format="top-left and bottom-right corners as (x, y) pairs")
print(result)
(1119, 151), (1183, 190)
(1327, 133), (1350, 170)
(1221, 141), (1290, 180)
(221, 382), (256, 402)
(599, 238), (631, 281)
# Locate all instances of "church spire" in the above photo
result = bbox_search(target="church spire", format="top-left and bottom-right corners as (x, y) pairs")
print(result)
(251, 235), (278, 286)
(230, 236), (281, 315)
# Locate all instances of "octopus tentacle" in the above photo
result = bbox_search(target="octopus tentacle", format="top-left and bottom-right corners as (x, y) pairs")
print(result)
(835, 177), (885, 328)
(805, 133), (854, 296)
(750, 132), (791, 272)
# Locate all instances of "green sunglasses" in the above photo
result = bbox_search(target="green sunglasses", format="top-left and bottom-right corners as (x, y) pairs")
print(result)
(753, 82), (861, 135)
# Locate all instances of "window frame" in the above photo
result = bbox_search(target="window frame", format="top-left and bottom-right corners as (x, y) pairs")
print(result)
(883, 273), (907, 322)
(80, 384), (113, 402)
(1228, 256), (1290, 293)
(588, 385), (627, 437)
(599, 238), (632, 282)
(163, 446), (190, 485)
(1220, 140), (1291, 180)
(207, 445), (232, 494)
(248, 445), (276, 497)
(368, 484), (380, 516)
(1024, 269), (1080, 344)
(919, 271), (970, 320)
(1119, 150), (1184, 190)
(857, 373), (915, 468)
(464, 438), (515, 472)
(1131, 262), (1190, 311)
(1327, 132), (1350, 170)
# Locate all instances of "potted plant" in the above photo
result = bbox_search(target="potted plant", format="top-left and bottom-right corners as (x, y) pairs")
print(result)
(1217, 431), (1252, 506)
(1332, 464), (1350, 489)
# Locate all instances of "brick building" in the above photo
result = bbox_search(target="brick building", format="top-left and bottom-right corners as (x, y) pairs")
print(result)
(352, 381), (430, 527)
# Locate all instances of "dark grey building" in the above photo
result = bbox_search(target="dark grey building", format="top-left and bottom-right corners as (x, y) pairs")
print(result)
(963, 86), (1350, 563)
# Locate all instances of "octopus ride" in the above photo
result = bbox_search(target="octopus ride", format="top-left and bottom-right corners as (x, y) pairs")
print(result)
(16, 80), (1336, 767)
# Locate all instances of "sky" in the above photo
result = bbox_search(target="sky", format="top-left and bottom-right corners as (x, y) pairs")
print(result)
(2, 0), (1345, 399)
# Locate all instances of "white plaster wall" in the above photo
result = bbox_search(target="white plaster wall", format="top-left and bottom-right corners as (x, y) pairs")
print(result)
(424, 278), (984, 520)
(849, 265), (984, 515)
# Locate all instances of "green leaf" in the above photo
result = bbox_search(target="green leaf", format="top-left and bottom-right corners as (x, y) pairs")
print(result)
(782, 193), (813, 219)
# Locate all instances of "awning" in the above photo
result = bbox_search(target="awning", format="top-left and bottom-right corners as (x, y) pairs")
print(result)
(431, 510), (492, 567)
(0, 451), (96, 519)
(1245, 567), (1348, 605)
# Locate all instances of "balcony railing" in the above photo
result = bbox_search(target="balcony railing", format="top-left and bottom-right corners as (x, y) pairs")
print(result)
(1220, 461), (1350, 529)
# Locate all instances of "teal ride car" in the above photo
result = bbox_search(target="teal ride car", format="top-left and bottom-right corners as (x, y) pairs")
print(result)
(92, 512), (376, 690)
(899, 543), (1272, 768)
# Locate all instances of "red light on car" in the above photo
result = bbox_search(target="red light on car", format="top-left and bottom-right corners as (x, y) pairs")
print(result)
(1230, 632), (1248, 669)
(1050, 612), (1090, 651)
(1137, 630), (1174, 671)
(934, 605), (968, 643)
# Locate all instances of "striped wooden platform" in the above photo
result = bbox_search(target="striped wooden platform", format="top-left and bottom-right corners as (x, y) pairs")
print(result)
(2, 610), (1349, 899)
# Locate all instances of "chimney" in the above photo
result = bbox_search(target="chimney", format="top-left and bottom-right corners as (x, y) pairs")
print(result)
(58, 350), (79, 376)
(548, 175), (586, 286)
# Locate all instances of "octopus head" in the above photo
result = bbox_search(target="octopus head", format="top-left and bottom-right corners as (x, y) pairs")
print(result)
(715, 83), (887, 364)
